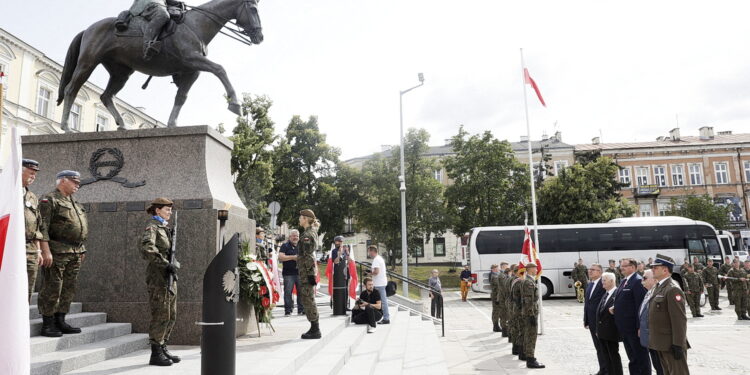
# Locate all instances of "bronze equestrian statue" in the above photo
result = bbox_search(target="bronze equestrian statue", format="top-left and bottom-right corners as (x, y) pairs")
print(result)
(56, 0), (263, 132)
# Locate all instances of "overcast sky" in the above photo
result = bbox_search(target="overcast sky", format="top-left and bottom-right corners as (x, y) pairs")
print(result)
(4, 1), (750, 160)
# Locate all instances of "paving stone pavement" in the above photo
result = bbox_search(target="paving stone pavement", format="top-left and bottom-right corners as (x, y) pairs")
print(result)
(435, 289), (750, 375)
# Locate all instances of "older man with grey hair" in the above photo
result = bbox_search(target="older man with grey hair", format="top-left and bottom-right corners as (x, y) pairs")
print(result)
(638, 269), (664, 375)
(597, 272), (623, 375)
(279, 229), (303, 316)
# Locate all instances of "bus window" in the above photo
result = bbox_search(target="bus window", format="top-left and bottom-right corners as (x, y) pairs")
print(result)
(686, 239), (706, 263)
(705, 238), (722, 257)
(475, 230), (524, 254)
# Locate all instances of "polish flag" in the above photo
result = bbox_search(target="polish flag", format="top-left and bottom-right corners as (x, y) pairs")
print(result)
(523, 68), (546, 107)
(517, 226), (543, 276)
(0, 126), (31, 374)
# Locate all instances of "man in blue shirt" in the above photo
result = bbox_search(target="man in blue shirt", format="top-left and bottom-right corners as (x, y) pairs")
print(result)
(279, 230), (303, 316)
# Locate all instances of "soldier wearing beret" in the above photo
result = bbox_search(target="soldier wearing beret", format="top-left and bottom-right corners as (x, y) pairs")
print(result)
(38, 170), (88, 337)
(648, 254), (690, 374)
(141, 198), (181, 366)
(298, 209), (321, 339)
(22, 159), (47, 301)
(520, 263), (545, 369)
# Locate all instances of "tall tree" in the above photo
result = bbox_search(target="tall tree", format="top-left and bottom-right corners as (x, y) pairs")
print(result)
(537, 156), (635, 224)
(443, 127), (531, 236)
(666, 195), (731, 230)
(230, 94), (277, 221)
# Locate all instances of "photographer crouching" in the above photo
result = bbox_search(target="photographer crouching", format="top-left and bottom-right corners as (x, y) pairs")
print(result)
(352, 277), (382, 333)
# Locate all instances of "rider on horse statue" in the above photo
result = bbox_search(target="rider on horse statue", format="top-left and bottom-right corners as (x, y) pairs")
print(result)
(115, 0), (186, 60)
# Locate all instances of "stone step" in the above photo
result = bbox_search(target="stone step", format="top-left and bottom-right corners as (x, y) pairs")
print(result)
(401, 315), (448, 375)
(301, 324), (368, 375)
(29, 303), (82, 320)
(370, 310), (413, 375)
(30, 333), (148, 375)
(271, 313), (351, 374)
(30, 312), (107, 337)
(339, 311), (400, 375)
(31, 292), (38, 305)
(30, 322), (133, 356)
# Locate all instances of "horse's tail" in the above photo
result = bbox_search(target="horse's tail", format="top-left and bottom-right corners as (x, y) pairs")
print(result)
(57, 31), (84, 105)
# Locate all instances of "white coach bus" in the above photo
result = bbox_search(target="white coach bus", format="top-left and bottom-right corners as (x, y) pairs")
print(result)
(468, 217), (724, 299)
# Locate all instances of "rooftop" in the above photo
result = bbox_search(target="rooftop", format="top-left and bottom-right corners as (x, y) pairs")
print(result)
(575, 132), (750, 151)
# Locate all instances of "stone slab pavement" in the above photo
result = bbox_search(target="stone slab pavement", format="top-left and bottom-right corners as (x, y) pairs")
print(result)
(435, 289), (750, 375)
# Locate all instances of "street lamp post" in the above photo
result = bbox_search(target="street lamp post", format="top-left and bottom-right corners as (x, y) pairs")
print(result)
(399, 73), (424, 297)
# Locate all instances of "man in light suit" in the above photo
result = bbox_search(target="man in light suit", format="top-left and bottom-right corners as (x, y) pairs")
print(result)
(613, 258), (650, 375)
(584, 263), (608, 375)
(638, 269), (664, 375)
(597, 272), (623, 375)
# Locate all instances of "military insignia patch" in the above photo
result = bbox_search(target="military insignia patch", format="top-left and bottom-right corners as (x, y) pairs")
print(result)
(675, 294), (682, 302)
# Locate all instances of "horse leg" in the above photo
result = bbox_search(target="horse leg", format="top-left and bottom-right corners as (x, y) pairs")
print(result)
(185, 55), (241, 115)
(60, 64), (96, 132)
(167, 71), (200, 127)
(100, 63), (134, 131)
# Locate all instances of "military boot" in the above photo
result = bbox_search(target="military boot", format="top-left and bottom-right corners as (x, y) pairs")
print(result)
(519, 352), (527, 361)
(742, 314), (750, 320)
(40, 315), (63, 337)
(501, 330), (508, 338)
(162, 344), (181, 363)
(54, 312), (81, 334)
(493, 323), (501, 332)
(149, 344), (173, 366)
(526, 358), (546, 368)
(511, 345), (519, 355)
(301, 320), (321, 339)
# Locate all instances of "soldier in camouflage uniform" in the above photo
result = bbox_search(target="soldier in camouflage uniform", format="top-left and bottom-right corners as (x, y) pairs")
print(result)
(520, 263), (545, 369)
(691, 256), (704, 273)
(682, 263), (704, 317)
(489, 264), (501, 332)
(298, 209), (321, 339)
(726, 260), (750, 320)
(572, 259), (588, 303)
(141, 198), (180, 366)
(496, 263), (510, 337)
(504, 265), (517, 343)
(720, 256), (733, 305)
(605, 259), (622, 284)
(22, 159), (45, 301)
(510, 266), (524, 356)
(38, 170), (88, 337)
(702, 258), (721, 310)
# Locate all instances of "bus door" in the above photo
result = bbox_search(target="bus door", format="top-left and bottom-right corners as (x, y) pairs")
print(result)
(704, 236), (723, 265)
(686, 238), (707, 266)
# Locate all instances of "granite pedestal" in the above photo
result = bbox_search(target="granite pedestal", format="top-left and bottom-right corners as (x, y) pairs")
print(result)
(22, 125), (254, 345)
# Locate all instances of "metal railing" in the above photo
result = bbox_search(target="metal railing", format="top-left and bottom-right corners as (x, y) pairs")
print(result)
(354, 260), (444, 337)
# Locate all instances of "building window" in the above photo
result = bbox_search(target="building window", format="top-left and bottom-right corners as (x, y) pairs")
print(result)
(96, 114), (108, 132)
(744, 161), (750, 182)
(658, 202), (670, 216)
(413, 239), (424, 257)
(619, 167), (632, 187)
(714, 162), (729, 184)
(689, 163), (703, 185)
(639, 203), (652, 217)
(70, 103), (82, 131)
(433, 169), (442, 182)
(671, 165), (684, 186)
(653, 165), (667, 187)
(36, 86), (52, 117)
(554, 160), (569, 175)
(433, 237), (446, 257)
(635, 167), (650, 186)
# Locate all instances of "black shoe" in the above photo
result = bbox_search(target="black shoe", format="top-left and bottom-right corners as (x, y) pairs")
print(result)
(161, 344), (181, 363)
(511, 345), (519, 355)
(519, 353), (527, 361)
(301, 321), (321, 339)
(149, 344), (172, 366)
(40, 315), (63, 337)
(695, 314), (705, 317)
(501, 331), (508, 338)
(379, 319), (390, 325)
(54, 312), (81, 334)
(493, 323), (501, 332)
(284, 312), (291, 316)
(526, 358), (546, 369)
(715, 307), (722, 310)
(742, 314), (750, 320)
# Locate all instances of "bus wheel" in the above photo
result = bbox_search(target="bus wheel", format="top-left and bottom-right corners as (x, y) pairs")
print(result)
(540, 277), (553, 300)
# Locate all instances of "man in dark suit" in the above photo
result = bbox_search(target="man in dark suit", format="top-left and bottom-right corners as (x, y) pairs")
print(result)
(597, 272), (623, 375)
(613, 258), (650, 375)
(584, 263), (608, 375)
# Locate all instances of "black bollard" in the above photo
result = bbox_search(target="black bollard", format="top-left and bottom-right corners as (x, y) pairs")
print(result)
(332, 260), (348, 315)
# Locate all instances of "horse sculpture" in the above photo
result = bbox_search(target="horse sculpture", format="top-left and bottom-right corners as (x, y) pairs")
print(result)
(56, 0), (263, 132)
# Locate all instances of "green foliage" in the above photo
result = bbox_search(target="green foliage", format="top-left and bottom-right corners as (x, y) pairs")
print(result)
(574, 150), (602, 166)
(443, 127), (530, 235)
(230, 94), (277, 220)
(537, 157), (635, 224)
(666, 195), (731, 229)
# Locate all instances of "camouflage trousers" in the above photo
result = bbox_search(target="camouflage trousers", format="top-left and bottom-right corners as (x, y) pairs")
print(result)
(726, 283), (734, 304)
(299, 280), (319, 322)
(686, 292), (701, 316)
(730, 291), (748, 317)
(491, 300), (501, 326)
(511, 311), (522, 346)
(522, 315), (538, 358)
(706, 285), (719, 309)
(27, 252), (39, 302)
(39, 253), (82, 316)
(148, 283), (177, 345)
(498, 304), (508, 332)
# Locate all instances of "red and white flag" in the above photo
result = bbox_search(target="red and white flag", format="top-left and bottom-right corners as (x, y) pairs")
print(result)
(517, 226), (543, 276)
(0, 126), (31, 374)
(523, 68), (546, 107)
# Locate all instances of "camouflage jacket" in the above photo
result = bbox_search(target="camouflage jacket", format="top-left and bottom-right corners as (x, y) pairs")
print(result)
(510, 277), (523, 313)
(692, 263), (705, 273)
(504, 274), (517, 311)
(572, 264), (588, 283)
(39, 189), (88, 254)
(520, 275), (539, 317)
(495, 271), (508, 303)
(140, 218), (172, 287)
(719, 263), (732, 276)
(297, 226), (318, 279)
(605, 267), (622, 283)
(24, 188), (43, 254)
(726, 268), (749, 292)
(489, 272), (500, 301)
(702, 265), (719, 287)
(682, 271), (703, 293)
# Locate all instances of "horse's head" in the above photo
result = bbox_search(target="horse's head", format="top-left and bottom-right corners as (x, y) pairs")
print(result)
(237, 0), (263, 44)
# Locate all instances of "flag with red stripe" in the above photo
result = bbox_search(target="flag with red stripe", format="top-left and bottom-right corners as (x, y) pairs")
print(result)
(517, 226), (543, 276)
(523, 68), (546, 107)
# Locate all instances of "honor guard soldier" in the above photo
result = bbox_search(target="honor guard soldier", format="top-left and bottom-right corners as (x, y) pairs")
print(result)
(682, 264), (704, 317)
(22, 159), (45, 301)
(702, 259), (721, 311)
(520, 263), (545, 369)
(38, 170), (88, 337)
(719, 256), (733, 304)
(495, 262), (509, 336)
(489, 264), (501, 332)
(504, 264), (518, 344)
(648, 254), (690, 374)
(726, 259), (750, 320)
(510, 266), (524, 357)
(141, 198), (181, 366)
(298, 209), (322, 339)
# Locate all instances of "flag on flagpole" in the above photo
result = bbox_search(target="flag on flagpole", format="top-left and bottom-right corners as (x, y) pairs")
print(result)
(517, 226), (543, 277)
(0, 126), (31, 375)
(523, 68), (546, 107)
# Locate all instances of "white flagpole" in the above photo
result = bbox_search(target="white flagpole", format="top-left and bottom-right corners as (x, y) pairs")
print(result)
(520, 48), (544, 335)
